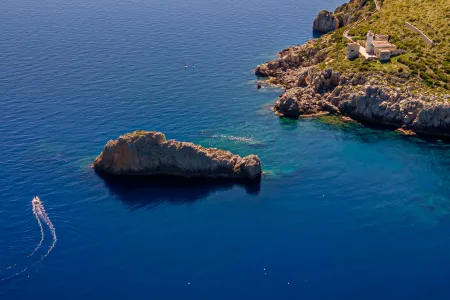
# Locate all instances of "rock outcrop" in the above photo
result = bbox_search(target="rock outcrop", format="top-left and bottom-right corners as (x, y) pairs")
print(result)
(255, 37), (450, 136)
(262, 65), (450, 135)
(334, 0), (367, 26)
(255, 41), (321, 78)
(313, 10), (339, 33)
(312, 0), (369, 33)
(93, 131), (262, 181)
(255, 0), (450, 137)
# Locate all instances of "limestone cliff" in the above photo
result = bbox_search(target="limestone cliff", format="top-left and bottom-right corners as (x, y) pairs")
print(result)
(93, 131), (262, 181)
(313, 11), (340, 33)
(313, 0), (368, 33)
(256, 0), (450, 136)
(255, 42), (450, 137)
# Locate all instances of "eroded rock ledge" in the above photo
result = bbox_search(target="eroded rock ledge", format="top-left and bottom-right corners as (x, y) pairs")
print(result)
(255, 42), (450, 137)
(93, 131), (262, 181)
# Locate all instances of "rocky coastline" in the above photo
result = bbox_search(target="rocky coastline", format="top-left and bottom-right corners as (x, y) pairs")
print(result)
(93, 131), (262, 181)
(313, 0), (368, 33)
(255, 1), (450, 137)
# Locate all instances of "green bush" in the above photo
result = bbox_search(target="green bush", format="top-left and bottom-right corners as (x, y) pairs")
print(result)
(424, 79), (434, 87)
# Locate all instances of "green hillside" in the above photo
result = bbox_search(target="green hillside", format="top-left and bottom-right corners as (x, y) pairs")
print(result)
(317, 0), (450, 91)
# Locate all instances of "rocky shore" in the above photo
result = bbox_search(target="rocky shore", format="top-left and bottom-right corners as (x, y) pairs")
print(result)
(255, 2), (450, 137)
(93, 131), (262, 181)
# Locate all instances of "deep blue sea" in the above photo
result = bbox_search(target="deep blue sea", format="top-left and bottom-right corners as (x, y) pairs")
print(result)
(2, 0), (450, 299)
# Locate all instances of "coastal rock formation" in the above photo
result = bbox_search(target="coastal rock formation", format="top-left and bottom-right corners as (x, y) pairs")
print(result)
(334, 0), (366, 26)
(254, 0), (450, 136)
(411, 105), (450, 135)
(275, 88), (335, 117)
(313, 10), (340, 33)
(270, 67), (450, 135)
(255, 37), (450, 136)
(93, 131), (262, 180)
(255, 41), (321, 78)
(333, 83), (426, 127)
(312, 0), (368, 33)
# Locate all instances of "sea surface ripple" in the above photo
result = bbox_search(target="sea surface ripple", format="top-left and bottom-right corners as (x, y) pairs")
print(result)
(2, 0), (450, 299)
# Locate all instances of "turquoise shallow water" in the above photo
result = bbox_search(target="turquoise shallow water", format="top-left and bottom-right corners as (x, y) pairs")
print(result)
(2, 0), (450, 299)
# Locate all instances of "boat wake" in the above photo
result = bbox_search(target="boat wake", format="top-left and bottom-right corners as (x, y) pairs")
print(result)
(27, 200), (45, 258)
(33, 197), (57, 258)
(1, 196), (57, 281)
(211, 134), (264, 145)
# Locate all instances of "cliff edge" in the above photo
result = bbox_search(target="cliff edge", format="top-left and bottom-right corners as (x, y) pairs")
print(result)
(313, 0), (369, 33)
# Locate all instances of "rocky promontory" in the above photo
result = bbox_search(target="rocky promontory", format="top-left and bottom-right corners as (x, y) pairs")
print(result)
(313, 11), (340, 33)
(256, 0), (450, 137)
(93, 131), (262, 181)
(256, 44), (450, 136)
(313, 0), (368, 33)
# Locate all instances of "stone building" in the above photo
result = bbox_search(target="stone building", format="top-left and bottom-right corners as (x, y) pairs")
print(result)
(378, 50), (392, 61)
(365, 30), (404, 61)
(346, 43), (360, 59)
(375, 34), (389, 41)
(372, 41), (397, 57)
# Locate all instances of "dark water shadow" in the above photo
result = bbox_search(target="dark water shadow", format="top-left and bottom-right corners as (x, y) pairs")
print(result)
(412, 133), (450, 145)
(353, 121), (450, 146)
(312, 115), (450, 147)
(312, 30), (325, 38)
(279, 117), (299, 130)
(98, 174), (261, 211)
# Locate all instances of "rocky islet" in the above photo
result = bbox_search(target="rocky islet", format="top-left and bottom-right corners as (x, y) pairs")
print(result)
(93, 130), (262, 181)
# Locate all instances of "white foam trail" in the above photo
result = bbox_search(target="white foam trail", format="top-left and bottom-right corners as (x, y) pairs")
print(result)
(27, 201), (45, 258)
(1, 267), (28, 282)
(1, 196), (57, 281)
(0, 264), (17, 272)
(1, 197), (46, 272)
(33, 197), (57, 258)
(212, 134), (255, 143)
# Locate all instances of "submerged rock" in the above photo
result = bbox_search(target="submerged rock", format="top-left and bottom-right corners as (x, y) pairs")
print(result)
(93, 131), (262, 181)
(396, 128), (416, 136)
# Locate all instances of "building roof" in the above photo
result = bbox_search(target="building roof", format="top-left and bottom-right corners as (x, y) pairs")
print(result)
(375, 34), (389, 40)
(372, 41), (392, 45)
(372, 41), (396, 49)
(348, 43), (360, 49)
